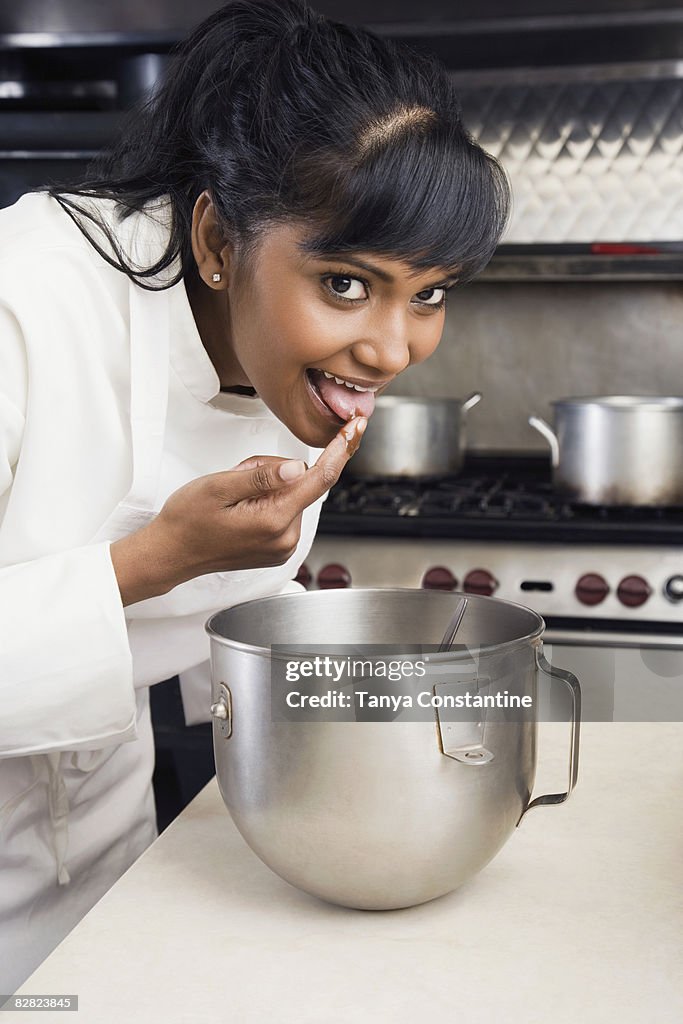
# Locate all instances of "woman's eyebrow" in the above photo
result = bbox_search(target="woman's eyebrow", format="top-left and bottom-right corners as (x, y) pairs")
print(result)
(316, 253), (457, 287)
(327, 255), (394, 282)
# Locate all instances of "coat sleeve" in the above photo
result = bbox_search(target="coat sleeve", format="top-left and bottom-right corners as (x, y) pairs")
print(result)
(0, 302), (137, 757)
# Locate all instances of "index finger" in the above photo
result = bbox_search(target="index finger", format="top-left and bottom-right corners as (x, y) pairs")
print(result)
(280, 416), (367, 511)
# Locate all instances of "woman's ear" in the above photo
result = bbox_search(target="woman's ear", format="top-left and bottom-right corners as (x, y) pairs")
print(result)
(190, 190), (231, 289)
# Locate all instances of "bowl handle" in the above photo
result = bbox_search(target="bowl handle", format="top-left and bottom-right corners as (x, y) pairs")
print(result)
(517, 649), (581, 824)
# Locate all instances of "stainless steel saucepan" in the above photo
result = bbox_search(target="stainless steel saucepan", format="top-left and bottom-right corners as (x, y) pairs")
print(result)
(347, 393), (482, 478)
(529, 396), (683, 506)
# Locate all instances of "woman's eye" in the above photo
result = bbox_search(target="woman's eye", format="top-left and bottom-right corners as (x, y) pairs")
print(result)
(324, 275), (367, 301)
(322, 275), (448, 308)
(414, 287), (447, 306)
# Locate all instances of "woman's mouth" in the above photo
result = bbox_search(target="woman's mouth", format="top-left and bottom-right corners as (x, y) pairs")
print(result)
(305, 368), (378, 423)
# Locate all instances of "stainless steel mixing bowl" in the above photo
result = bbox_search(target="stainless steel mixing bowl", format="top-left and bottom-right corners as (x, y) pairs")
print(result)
(207, 589), (580, 910)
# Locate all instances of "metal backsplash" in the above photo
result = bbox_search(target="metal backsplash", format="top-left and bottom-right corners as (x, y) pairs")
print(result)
(456, 64), (683, 243)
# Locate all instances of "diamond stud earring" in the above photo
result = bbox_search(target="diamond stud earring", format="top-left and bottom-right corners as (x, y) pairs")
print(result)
(212, 272), (221, 282)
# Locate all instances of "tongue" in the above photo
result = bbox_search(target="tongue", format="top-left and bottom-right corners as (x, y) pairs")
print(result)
(313, 371), (376, 420)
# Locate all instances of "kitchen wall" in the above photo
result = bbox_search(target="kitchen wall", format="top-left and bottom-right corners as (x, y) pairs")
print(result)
(390, 280), (683, 451)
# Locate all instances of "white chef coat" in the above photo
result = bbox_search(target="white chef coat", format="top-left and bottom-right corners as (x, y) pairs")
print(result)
(0, 193), (324, 992)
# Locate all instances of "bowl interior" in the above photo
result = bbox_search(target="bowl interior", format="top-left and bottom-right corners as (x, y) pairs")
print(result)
(207, 589), (542, 654)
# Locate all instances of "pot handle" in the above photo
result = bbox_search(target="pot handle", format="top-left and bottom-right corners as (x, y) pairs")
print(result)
(528, 416), (560, 468)
(461, 391), (482, 415)
(517, 649), (581, 824)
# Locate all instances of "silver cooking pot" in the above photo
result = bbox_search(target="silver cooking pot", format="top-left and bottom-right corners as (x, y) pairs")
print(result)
(206, 590), (580, 910)
(346, 393), (481, 478)
(529, 396), (683, 506)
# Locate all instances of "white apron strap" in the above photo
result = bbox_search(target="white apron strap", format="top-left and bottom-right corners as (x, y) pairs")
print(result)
(91, 282), (170, 542)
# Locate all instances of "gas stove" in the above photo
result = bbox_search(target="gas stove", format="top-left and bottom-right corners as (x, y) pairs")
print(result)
(320, 454), (683, 545)
(301, 454), (683, 640)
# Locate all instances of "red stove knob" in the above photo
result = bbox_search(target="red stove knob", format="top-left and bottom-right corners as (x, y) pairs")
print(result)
(294, 563), (312, 589)
(463, 569), (498, 597)
(575, 573), (609, 606)
(317, 563), (351, 590)
(617, 574), (651, 608)
(422, 567), (458, 592)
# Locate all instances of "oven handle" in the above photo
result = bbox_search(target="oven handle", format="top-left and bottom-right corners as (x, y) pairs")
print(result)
(518, 649), (581, 823)
(544, 628), (683, 650)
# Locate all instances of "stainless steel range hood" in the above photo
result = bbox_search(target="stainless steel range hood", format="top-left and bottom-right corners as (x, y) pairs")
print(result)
(2, 2), (682, 278)
(453, 61), (683, 280)
(369, 5), (683, 277)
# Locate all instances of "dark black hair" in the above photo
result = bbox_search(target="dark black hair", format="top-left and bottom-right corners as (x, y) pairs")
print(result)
(49, 0), (510, 289)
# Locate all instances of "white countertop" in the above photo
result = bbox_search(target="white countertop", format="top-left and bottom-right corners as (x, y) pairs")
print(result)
(10, 723), (683, 1024)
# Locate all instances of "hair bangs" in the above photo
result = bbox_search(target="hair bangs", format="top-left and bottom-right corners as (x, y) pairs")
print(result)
(44, 1), (511, 289)
(295, 124), (510, 284)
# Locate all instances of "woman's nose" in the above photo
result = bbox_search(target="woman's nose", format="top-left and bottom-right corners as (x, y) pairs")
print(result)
(350, 317), (413, 377)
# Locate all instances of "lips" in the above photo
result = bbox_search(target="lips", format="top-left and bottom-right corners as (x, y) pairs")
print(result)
(306, 369), (377, 421)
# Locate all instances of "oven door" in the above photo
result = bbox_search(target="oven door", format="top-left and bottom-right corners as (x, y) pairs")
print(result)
(544, 628), (683, 723)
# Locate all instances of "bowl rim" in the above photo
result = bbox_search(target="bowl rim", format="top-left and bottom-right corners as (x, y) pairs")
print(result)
(205, 587), (545, 661)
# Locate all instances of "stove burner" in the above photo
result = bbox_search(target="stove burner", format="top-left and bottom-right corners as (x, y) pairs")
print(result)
(320, 454), (683, 545)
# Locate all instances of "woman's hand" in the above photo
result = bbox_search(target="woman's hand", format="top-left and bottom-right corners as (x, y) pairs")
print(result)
(110, 417), (366, 607)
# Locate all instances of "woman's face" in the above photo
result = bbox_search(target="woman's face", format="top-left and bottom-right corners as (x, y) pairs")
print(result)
(196, 212), (456, 448)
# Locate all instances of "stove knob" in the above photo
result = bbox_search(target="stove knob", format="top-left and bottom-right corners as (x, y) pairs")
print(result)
(463, 569), (498, 597)
(664, 575), (683, 603)
(575, 573), (610, 606)
(422, 567), (458, 592)
(317, 563), (351, 590)
(617, 574), (651, 608)
(294, 563), (312, 589)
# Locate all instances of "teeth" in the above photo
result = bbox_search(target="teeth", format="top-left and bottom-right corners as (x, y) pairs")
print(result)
(320, 370), (376, 393)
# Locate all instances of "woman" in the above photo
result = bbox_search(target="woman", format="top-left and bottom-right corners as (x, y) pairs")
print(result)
(0, 0), (509, 991)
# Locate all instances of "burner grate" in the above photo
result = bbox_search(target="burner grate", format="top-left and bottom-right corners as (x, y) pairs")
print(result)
(319, 455), (683, 545)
